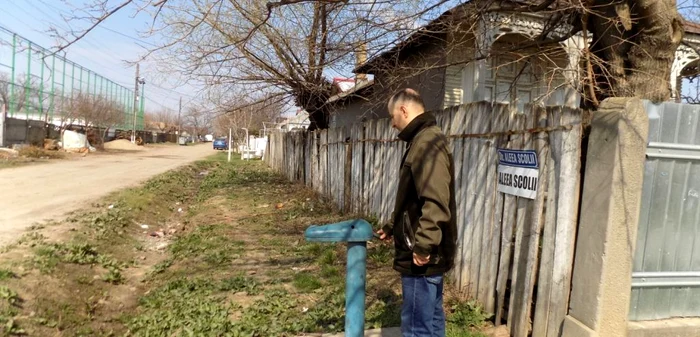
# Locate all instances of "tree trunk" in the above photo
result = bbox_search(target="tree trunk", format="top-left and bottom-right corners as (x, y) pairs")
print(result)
(586, 0), (684, 108)
(307, 109), (329, 131)
(292, 85), (332, 131)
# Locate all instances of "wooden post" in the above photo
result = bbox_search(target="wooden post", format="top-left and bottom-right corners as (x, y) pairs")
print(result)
(345, 136), (353, 213)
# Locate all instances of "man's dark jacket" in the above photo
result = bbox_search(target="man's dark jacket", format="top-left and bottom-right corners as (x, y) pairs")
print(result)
(382, 112), (458, 276)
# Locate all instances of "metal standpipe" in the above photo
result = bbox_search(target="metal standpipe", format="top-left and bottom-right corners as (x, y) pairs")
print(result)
(346, 241), (367, 337)
(304, 219), (374, 337)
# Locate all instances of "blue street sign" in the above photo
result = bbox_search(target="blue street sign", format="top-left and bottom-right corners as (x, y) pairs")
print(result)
(497, 149), (539, 169)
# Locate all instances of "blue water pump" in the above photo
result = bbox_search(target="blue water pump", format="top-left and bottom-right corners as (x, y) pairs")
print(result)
(304, 219), (375, 337)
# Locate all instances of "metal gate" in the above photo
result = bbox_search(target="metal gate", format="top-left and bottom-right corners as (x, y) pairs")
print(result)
(630, 101), (700, 320)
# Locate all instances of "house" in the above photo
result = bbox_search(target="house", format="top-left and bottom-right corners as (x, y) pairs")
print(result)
(327, 2), (700, 128)
(272, 109), (311, 132)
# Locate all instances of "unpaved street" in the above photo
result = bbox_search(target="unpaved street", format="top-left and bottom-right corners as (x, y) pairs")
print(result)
(0, 144), (214, 246)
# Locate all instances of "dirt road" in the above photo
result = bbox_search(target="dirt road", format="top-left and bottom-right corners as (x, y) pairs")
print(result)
(0, 144), (215, 247)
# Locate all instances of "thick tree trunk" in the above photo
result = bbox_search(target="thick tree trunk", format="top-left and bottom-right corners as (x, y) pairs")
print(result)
(586, 0), (684, 107)
(307, 109), (329, 131)
(292, 84), (332, 131)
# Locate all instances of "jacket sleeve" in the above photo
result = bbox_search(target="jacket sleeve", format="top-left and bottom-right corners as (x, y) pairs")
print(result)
(410, 137), (452, 257)
(381, 212), (395, 236)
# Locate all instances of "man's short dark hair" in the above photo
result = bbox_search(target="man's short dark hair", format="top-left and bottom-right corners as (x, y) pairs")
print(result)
(388, 88), (425, 111)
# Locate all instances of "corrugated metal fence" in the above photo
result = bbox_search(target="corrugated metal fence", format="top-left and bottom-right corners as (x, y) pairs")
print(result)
(265, 101), (585, 337)
(630, 102), (700, 320)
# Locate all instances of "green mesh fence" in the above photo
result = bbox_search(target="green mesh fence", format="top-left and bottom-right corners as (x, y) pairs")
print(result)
(0, 26), (143, 131)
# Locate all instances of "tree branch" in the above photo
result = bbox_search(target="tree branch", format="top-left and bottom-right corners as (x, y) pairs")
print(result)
(54, 0), (134, 55)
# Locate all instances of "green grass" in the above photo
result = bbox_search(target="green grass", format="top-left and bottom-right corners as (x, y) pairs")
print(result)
(0, 152), (492, 336)
(168, 224), (245, 267)
(446, 326), (489, 337)
(293, 273), (323, 292)
(0, 269), (15, 281)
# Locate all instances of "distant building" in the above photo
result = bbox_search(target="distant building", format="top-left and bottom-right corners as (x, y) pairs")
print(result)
(276, 109), (311, 131)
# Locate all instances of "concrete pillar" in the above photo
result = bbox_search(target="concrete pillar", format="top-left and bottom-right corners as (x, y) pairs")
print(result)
(562, 98), (649, 337)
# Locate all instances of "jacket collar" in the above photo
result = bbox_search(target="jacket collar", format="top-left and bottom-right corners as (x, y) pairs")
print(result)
(397, 112), (437, 142)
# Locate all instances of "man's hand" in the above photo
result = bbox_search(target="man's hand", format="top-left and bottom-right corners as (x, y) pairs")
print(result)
(376, 229), (392, 241)
(413, 253), (430, 266)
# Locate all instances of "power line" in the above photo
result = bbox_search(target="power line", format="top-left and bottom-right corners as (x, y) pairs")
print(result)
(2, 2), (195, 112)
(37, 0), (160, 48)
(15, 2), (201, 103)
(96, 25), (160, 48)
(15, 2), (135, 66)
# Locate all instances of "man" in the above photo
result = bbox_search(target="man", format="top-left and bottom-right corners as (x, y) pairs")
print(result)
(377, 88), (457, 337)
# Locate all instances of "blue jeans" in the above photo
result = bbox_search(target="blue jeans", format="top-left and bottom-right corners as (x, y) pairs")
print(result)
(401, 274), (445, 337)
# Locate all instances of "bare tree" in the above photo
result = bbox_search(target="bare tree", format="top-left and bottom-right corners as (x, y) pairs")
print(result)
(51, 0), (684, 121)
(63, 92), (126, 143)
(212, 94), (284, 140)
(183, 106), (212, 140)
(51, 0), (441, 130)
(91, 96), (127, 143)
(145, 108), (178, 132)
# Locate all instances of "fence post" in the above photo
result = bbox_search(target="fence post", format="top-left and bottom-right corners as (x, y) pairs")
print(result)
(562, 98), (649, 337)
(344, 137), (352, 213)
(0, 104), (5, 147)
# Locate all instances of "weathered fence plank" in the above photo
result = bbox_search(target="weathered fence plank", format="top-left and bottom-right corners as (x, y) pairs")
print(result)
(507, 111), (529, 333)
(478, 104), (510, 313)
(350, 123), (362, 214)
(266, 101), (585, 337)
(364, 120), (375, 218)
(371, 120), (382, 220)
(320, 130), (328, 198)
(468, 104), (491, 297)
(459, 104), (478, 293)
(312, 132), (320, 193)
(449, 105), (467, 288)
(380, 120), (392, 223)
(496, 108), (521, 325)
(532, 107), (561, 337)
(547, 107), (581, 337)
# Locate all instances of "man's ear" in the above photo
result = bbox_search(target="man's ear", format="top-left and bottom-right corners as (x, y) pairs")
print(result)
(400, 105), (409, 118)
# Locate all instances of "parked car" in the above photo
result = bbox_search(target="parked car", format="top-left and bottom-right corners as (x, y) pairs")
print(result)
(213, 138), (228, 150)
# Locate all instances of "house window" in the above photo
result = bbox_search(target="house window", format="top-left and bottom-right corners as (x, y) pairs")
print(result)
(485, 55), (540, 111)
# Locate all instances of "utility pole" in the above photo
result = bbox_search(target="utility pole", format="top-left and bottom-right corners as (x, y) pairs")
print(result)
(228, 127), (232, 162)
(177, 96), (182, 137)
(131, 63), (140, 143)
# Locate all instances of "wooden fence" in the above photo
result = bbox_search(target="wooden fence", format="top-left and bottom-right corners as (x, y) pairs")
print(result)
(265, 102), (584, 337)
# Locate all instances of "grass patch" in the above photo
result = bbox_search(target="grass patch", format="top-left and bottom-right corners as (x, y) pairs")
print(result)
(321, 265), (341, 278)
(368, 242), (393, 265)
(0, 286), (24, 335)
(293, 273), (323, 292)
(0, 269), (16, 281)
(0, 154), (223, 336)
(0, 153), (492, 336)
(445, 299), (492, 337)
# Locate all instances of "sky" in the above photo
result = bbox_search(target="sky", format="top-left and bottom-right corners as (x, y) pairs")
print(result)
(0, 0), (202, 116)
(0, 0), (451, 121)
(1, 0), (697, 117)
